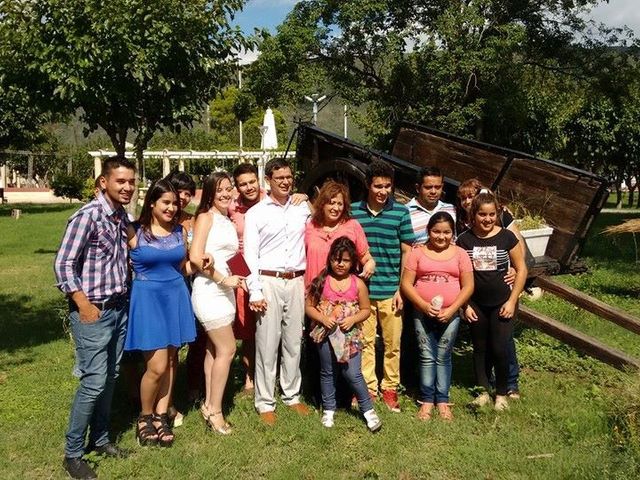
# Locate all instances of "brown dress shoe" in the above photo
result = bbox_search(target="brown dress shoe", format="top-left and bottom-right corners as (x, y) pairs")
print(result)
(288, 402), (310, 416)
(259, 411), (277, 426)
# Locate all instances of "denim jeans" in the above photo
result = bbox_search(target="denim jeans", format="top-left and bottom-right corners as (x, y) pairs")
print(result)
(486, 323), (520, 392)
(317, 340), (372, 413)
(414, 314), (461, 404)
(65, 303), (128, 458)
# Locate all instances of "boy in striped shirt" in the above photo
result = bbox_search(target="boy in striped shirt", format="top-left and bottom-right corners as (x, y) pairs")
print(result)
(351, 159), (416, 412)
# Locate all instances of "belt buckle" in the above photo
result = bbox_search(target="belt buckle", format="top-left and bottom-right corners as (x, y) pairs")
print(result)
(93, 299), (107, 310)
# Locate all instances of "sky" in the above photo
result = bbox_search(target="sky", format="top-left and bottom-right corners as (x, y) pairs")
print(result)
(235, 0), (640, 37)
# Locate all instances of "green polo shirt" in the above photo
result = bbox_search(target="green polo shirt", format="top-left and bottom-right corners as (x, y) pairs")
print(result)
(351, 199), (416, 300)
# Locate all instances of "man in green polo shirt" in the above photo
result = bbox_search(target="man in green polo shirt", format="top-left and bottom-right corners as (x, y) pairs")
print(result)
(352, 159), (416, 412)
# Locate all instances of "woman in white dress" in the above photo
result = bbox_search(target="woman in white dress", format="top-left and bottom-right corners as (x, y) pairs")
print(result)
(190, 172), (245, 434)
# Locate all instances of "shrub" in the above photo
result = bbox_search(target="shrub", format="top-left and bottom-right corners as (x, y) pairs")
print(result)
(51, 173), (84, 202)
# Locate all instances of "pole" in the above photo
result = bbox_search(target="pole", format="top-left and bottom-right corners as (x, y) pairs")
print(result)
(343, 104), (348, 138)
(304, 94), (326, 126)
(238, 66), (244, 149)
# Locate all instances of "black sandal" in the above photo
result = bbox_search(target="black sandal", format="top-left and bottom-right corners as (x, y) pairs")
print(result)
(153, 413), (175, 447)
(136, 414), (158, 446)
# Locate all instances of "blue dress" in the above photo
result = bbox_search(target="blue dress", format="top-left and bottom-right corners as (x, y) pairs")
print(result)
(125, 224), (196, 351)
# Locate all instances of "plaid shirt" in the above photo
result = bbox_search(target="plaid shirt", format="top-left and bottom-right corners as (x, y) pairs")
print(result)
(54, 194), (130, 302)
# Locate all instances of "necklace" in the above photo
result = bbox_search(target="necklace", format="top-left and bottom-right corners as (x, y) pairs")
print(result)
(322, 222), (341, 240)
(331, 276), (350, 292)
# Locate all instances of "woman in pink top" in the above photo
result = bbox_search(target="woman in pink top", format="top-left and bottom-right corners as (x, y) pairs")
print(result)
(304, 180), (375, 287)
(401, 212), (474, 421)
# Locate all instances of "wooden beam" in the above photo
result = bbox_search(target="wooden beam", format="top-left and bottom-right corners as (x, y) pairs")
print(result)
(519, 305), (640, 371)
(534, 276), (640, 335)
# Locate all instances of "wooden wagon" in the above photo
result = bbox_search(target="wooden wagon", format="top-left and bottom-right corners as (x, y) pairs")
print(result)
(295, 122), (609, 276)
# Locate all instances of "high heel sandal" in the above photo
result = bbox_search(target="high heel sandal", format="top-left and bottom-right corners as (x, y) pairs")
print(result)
(153, 413), (175, 447)
(200, 403), (211, 423)
(136, 414), (158, 446)
(206, 411), (233, 435)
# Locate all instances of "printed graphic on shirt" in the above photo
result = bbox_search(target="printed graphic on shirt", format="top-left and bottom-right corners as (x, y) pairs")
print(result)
(422, 272), (452, 283)
(472, 246), (497, 271)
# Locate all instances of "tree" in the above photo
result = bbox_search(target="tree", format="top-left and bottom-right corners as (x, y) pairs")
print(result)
(209, 87), (288, 149)
(247, 1), (614, 149)
(1, 0), (248, 205)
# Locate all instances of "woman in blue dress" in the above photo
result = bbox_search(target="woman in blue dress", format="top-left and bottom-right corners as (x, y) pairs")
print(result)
(125, 179), (197, 447)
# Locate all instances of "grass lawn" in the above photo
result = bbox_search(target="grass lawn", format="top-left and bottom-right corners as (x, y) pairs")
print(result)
(1, 204), (639, 479)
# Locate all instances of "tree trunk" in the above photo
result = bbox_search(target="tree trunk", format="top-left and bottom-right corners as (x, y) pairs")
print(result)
(615, 182), (623, 209)
(628, 186), (635, 208)
(132, 129), (154, 217)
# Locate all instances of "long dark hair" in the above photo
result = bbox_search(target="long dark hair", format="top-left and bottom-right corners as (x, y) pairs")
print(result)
(196, 171), (232, 216)
(138, 179), (180, 238)
(308, 236), (358, 307)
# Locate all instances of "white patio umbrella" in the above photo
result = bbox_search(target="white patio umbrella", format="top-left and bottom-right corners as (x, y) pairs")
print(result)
(261, 108), (278, 150)
(258, 108), (278, 189)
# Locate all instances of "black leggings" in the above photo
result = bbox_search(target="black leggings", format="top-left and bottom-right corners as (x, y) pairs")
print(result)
(469, 301), (515, 396)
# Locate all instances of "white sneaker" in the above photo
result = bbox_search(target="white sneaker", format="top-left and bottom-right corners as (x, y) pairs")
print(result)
(363, 409), (382, 433)
(494, 395), (509, 412)
(321, 410), (335, 428)
(470, 392), (493, 408)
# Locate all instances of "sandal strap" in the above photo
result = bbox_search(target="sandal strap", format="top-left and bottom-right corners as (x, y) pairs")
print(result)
(154, 413), (174, 440)
(137, 414), (157, 438)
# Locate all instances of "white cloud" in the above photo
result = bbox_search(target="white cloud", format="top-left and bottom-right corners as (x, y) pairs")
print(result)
(588, 0), (640, 35)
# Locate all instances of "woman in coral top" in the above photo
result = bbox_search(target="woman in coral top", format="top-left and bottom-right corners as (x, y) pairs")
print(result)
(304, 180), (375, 288)
(401, 212), (474, 421)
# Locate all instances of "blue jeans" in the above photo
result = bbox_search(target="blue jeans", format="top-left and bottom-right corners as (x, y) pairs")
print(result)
(317, 340), (372, 413)
(414, 314), (461, 404)
(65, 303), (128, 458)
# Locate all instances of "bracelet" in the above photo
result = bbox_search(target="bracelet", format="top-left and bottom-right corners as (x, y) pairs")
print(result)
(216, 276), (227, 285)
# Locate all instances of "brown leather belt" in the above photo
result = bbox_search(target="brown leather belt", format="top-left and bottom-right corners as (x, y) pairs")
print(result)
(259, 269), (305, 280)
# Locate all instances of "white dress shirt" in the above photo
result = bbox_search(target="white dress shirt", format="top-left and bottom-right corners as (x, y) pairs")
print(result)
(243, 195), (310, 302)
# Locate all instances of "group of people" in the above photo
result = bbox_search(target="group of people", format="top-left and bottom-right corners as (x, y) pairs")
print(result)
(54, 155), (527, 479)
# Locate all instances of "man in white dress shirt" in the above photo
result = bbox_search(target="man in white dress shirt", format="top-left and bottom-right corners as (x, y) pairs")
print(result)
(243, 158), (311, 425)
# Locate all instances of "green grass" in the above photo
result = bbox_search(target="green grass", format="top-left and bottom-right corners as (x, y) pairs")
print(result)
(604, 191), (640, 210)
(1, 204), (639, 479)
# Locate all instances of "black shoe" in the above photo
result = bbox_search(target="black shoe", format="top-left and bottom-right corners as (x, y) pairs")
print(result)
(62, 457), (97, 480)
(89, 442), (130, 459)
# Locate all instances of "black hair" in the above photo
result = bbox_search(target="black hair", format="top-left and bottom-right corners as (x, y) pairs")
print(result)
(308, 236), (358, 307)
(196, 171), (232, 216)
(138, 179), (180, 238)
(166, 171), (196, 195)
(265, 158), (291, 178)
(416, 166), (443, 184)
(427, 211), (455, 234)
(365, 159), (394, 187)
(101, 155), (136, 177)
(233, 162), (258, 182)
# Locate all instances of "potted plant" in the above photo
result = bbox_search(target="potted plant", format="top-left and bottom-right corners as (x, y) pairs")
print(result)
(508, 202), (554, 257)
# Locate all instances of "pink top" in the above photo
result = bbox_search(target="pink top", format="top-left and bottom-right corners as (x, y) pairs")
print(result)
(304, 219), (370, 287)
(322, 274), (358, 303)
(404, 245), (473, 308)
(228, 190), (265, 254)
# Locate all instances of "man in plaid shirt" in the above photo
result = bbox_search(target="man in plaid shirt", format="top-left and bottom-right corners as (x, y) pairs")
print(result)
(54, 156), (135, 480)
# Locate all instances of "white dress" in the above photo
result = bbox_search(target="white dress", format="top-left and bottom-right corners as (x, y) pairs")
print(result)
(192, 212), (239, 330)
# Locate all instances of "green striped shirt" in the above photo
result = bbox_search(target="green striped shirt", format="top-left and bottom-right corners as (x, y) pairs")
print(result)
(351, 199), (416, 300)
